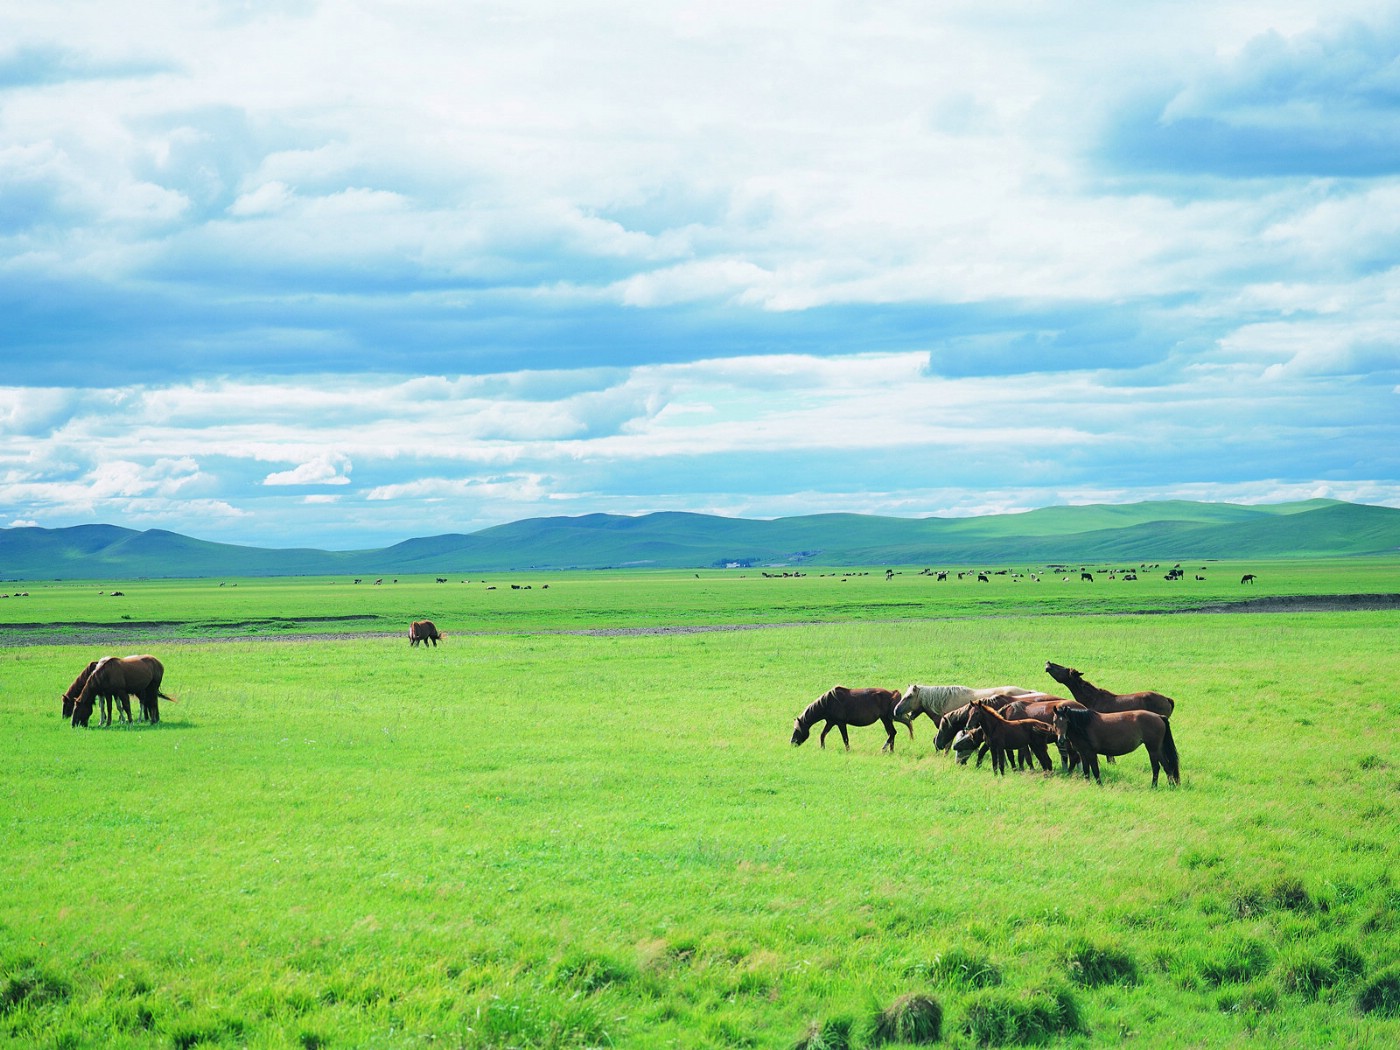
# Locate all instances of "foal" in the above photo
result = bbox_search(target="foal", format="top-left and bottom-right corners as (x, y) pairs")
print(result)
(963, 700), (1057, 774)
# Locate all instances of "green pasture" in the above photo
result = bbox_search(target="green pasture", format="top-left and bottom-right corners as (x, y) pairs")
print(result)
(1, 556), (1396, 642)
(2, 560), (1399, 1048)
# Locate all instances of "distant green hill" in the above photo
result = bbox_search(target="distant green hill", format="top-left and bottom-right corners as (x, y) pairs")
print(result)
(2, 499), (1397, 579)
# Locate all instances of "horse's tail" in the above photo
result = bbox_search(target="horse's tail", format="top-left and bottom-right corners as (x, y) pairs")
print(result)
(158, 691), (177, 703)
(1161, 718), (1180, 784)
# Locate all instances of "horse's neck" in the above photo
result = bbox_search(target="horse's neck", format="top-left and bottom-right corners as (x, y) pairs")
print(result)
(1066, 678), (1112, 705)
(798, 696), (829, 727)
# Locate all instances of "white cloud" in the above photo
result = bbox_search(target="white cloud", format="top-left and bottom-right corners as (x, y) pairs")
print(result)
(263, 454), (352, 486)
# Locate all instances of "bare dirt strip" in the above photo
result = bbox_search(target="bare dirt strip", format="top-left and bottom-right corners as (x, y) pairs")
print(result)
(2, 594), (1396, 649)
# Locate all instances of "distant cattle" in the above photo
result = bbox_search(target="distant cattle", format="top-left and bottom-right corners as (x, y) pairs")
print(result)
(1081, 572), (1094, 582)
(409, 620), (443, 647)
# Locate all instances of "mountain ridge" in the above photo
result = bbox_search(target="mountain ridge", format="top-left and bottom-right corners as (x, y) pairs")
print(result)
(2, 499), (1397, 579)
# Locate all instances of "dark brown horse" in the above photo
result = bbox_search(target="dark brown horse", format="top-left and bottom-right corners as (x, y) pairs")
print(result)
(71, 655), (173, 727)
(409, 620), (443, 647)
(790, 686), (910, 752)
(964, 699), (1057, 774)
(1052, 705), (1180, 787)
(60, 660), (131, 724)
(1044, 661), (1175, 717)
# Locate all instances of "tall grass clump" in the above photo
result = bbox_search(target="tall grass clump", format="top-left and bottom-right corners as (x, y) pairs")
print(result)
(869, 993), (942, 1045)
(1063, 940), (1139, 987)
(792, 1015), (854, 1050)
(1358, 966), (1400, 1017)
(913, 948), (1002, 989)
(958, 985), (1083, 1045)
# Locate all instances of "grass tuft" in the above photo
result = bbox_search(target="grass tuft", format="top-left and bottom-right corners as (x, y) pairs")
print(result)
(1357, 965), (1400, 1017)
(1063, 940), (1139, 987)
(914, 948), (1002, 989)
(0, 958), (71, 1015)
(869, 993), (942, 1045)
(792, 1015), (853, 1050)
(959, 985), (1083, 1045)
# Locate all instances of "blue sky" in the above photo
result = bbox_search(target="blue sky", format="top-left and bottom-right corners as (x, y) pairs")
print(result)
(3, 1), (1399, 549)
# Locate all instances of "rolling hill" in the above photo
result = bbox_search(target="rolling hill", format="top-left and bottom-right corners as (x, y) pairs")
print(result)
(1, 499), (1397, 580)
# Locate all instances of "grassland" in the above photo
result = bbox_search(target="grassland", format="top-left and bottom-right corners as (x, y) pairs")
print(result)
(2, 559), (1398, 1048)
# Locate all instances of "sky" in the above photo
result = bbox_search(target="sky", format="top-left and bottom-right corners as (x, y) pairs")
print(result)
(3, 1), (1399, 550)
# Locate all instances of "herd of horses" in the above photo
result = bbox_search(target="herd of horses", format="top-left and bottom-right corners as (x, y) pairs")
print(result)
(790, 662), (1181, 787)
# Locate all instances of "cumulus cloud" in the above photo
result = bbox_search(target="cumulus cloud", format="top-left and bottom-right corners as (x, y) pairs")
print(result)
(1, 2), (1398, 546)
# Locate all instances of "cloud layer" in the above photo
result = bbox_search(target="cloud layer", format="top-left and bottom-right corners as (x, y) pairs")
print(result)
(3, 2), (1398, 547)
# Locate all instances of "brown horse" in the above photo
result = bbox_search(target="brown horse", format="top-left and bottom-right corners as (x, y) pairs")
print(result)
(1044, 661), (1175, 717)
(71, 655), (173, 727)
(998, 695), (1089, 771)
(409, 620), (443, 647)
(790, 686), (910, 752)
(60, 660), (131, 724)
(964, 699), (1057, 774)
(1052, 705), (1180, 787)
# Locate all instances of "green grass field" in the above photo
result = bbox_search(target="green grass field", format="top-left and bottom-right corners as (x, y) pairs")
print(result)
(2, 560), (1399, 1048)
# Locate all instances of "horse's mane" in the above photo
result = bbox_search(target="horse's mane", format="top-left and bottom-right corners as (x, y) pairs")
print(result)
(1057, 706), (1093, 729)
(796, 691), (835, 726)
(905, 684), (976, 704)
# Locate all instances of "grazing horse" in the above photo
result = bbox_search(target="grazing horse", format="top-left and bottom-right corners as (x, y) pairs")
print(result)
(790, 686), (910, 752)
(70, 655), (173, 727)
(894, 684), (1037, 726)
(1241, 574), (1256, 584)
(1053, 706), (1180, 787)
(963, 700), (1057, 774)
(1043, 662), (1175, 717)
(409, 620), (443, 647)
(60, 660), (131, 724)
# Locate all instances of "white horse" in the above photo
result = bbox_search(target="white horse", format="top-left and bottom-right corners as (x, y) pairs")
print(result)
(893, 684), (1038, 725)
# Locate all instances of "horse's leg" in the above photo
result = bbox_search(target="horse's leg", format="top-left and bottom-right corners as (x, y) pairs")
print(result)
(1032, 740), (1053, 771)
(881, 717), (896, 753)
(819, 722), (832, 749)
(837, 724), (851, 751)
(1148, 745), (1161, 787)
(1089, 752), (1102, 785)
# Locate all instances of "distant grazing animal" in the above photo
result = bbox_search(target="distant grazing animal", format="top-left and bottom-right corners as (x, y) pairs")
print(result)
(1081, 572), (1094, 582)
(70, 655), (172, 727)
(893, 684), (1037, 727)
(790, 686), (910, 752)
(1053, 706), (1179, 787)
(408, 620), (443, 647)
(1044, 661), (1175, 718)
(1241, 574), (1256, 584)
(977, 573), (989, 583)
(964, 700), (1057, 774)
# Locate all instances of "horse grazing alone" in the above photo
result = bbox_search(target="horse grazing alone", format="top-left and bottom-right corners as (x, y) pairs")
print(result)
(1053, 705), (1180, 787)
(70, 655), (173, 727)
(791, 686), (910, 752)
(893, 684), (1037, 726)
(1044, 661), (1175, 717)
(409, 620), (443, 647)
(964, 699), (1057, 774)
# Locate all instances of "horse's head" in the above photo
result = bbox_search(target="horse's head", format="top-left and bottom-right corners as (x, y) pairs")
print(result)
(952, 727), (982, 764)
(790, 718), (810, 746)
(1044, 661), (1080, 685)
(965, 699), (989, 731)
(893, 691), (918, 724)
(61, 692), (76, 718)
(70, 695), (95, 727)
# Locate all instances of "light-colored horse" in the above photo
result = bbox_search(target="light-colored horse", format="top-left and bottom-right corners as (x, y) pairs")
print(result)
(893, 684), (1037, 726)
